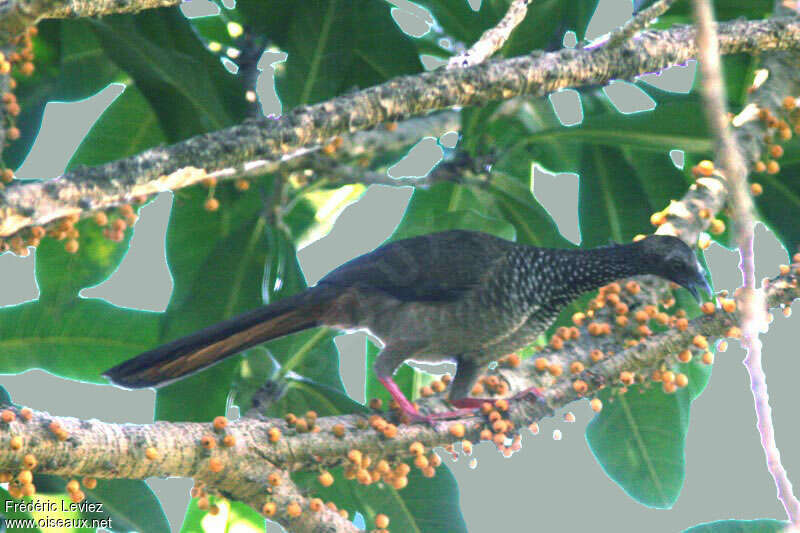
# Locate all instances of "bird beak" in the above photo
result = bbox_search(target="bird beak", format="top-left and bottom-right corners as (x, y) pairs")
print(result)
(686, 271), (713, 304)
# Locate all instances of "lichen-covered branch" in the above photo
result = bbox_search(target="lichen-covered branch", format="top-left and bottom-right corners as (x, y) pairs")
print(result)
(0, 0), (182, 42)
(3, 16), (800, 238)
(691, 0), (800, 524)
(446, 0), (532, 69)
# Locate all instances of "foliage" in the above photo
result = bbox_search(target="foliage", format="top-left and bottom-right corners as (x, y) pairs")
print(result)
(0, 0), (794, 531)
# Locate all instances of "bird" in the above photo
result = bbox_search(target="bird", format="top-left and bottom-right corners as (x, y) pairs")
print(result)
(103, 229), (711, 420)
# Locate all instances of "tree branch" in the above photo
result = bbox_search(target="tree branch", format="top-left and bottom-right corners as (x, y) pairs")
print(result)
(0, 0), (182, 42)
(2, 16), (799, 239)
(691, 0), (800, 524)
(601, 0), (679, 49)
(446, 0), (532, 69)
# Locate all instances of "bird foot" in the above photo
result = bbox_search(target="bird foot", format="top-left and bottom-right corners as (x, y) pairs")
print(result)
(510, 386), (545, 403)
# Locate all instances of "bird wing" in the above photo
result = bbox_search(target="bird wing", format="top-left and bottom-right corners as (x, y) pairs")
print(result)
(318, 229), (515, 302)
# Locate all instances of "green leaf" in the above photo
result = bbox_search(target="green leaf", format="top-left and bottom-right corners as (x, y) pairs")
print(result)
(586, 383), (687, 508)
(754, 161), (800, 253)
(67, 85), (166, 169)
(88, 7), (247, 141)
(180, 498), (265, 533)
(294, 465), (467, 533)
(3, 19), (123, 170)
(683, 519), (788, 533)
(269, 0), (422, 109)
(34, 216), (135, 303)
(414, 0), (597, 54)
(32, 475), (170, 533)
(585, 340), (713, 511)
(0, 299), (160, 383)
(0, 487), (39, 530)
(523, 92), (714, 156)
(578, 144), (654, 246)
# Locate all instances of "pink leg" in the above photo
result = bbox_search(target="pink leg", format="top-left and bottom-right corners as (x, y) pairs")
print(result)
(378, 376), (422, 420)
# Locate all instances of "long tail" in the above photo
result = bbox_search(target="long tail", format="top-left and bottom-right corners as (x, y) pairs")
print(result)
(103, 285), (341, 389)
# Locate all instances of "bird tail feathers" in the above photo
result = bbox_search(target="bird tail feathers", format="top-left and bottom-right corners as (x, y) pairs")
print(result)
(103, 285), (340, 389)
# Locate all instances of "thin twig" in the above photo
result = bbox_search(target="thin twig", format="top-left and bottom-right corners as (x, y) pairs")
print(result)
(447, 0), (532, 68)
(602, 0), (679, 49)
(692, 0), (800, 523)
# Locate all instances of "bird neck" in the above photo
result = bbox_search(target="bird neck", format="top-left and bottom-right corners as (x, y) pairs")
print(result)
(552, 241), (651, 297)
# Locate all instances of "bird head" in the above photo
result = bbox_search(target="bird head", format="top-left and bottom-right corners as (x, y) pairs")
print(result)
(638, 235), (712, 303)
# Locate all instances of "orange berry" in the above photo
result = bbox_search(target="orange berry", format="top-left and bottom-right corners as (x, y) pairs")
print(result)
(375, 513), (390, 528)
(549, 363), (563, 377)
(414, 455), (428, 469)
(662, 381), (677, 394)
(22, 454), (36, 469)
(550, 336), (563, 349)
(268, 427), (281, 442)
(590, 398), (603, 412)
(222, 434), (235, 447)
(70, 490), (85, 503)
(66, 479), (80, 493)
(392, 476), (408, 490)
(678, 349), (693, 363)
(268, 473), (281, 486)
(783, 96), (796, 110)
(590, 349), (604, 362)
(693, 335), (708, 349)
(572, 312), (586, 326)
(347, 449), (363, 464)
(1, 409), (15, 423)
(676, 317), (689, 331)
(697, 160), (714, 176)
(262, 502), (276, 516)
(506, 353), (521, 368)
(197, 496), (209, 510)
(754, 161), (766, 173)
(534, 357), (549, 371)
(573, 379), (588, 394)
(212, 416), (227, 431)
(619, 371), (635, 385)
(662, 371), (675, 384)
(409, 441), (424, 455)
(208, 457), (223, 473)
(64, 239), (79, 253)
(17, 470), (32, 484)
(727, 326), (742, 338)
(770, 144), (784, 158)
(287, 501), (302, 518)
(200, 435), (216, 449)
(9, 436), (23, 450)
(709, 219), (725, 235)
(675, 373), (689, 387)
(145, 447), (159, 460)
(702, 351), (714, 365)
(318, 471), (334, 487)
(701, 302), (715, 314)
(204, 198), (219, 211)
(766, 160), (780, 174)
(570, 361), (584, 374)
(471, 383), (485, 395)
(722, 299), (737, 312)
(82, 477), (97, 489)
(383, 424), (398, 439)
(235, 179), (250, 191)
